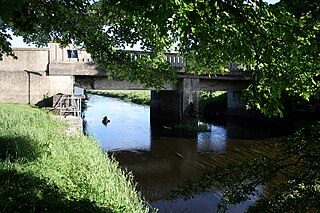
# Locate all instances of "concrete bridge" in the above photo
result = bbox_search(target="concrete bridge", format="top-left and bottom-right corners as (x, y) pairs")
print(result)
(0, 43), (254, 124)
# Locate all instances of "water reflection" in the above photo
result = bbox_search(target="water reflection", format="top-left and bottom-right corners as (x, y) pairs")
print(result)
(197, 125), (227, 154)
(83, 94), (282, 212)
(151, 192), (253, 213)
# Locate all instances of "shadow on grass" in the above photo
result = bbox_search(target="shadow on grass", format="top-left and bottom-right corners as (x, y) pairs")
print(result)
(0, 169), (112, 213)
(0, 135), (113, 212)
(0, 135), (41, 162)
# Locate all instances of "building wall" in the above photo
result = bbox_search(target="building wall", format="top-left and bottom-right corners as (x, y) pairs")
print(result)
(0, 70), (73, 105)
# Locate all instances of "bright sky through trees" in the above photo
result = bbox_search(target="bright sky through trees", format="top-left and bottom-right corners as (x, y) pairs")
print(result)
(9, 0), (279, 48)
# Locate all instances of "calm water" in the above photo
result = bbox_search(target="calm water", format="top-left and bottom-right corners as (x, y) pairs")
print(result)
(84, 94), (151, 151)
(83, 94), (283, 213)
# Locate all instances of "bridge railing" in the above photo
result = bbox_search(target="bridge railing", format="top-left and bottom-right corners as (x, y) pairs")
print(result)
(125, 51), (186, 68)
(49, 43), (253, 74)
(49, 43), (186, 69)
(165, 53), (186, 68)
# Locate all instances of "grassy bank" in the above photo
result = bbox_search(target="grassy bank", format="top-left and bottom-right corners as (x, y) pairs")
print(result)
(87, 90), (151, 105)
(0, 104), (149, 213)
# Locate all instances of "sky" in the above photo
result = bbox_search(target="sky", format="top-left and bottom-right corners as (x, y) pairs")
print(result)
(266, 0), (279, 3)
(10, 0), (280, 48)
(10, 34), (38, 48)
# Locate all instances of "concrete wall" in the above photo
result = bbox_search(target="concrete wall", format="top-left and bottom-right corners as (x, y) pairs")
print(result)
(227, 90), (246, 109)
(74, 76), (177, 90)
(0, 48), (49, 72)
(180, 78), (199, 119)
(150, 78), (199, 125)
(49, 43), (92, 63)
(49, 62), (98, 76)
(0, 70), (73, 105)
(0, 48), (73, 105)
(199, 79), (251, 91)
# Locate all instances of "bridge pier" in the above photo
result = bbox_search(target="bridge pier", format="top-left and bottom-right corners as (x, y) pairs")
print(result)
(227, 90), (247, 116)
(150, 78), (199, 126)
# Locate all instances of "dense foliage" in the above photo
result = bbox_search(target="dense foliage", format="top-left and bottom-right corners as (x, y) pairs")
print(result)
(0, 104), (149, 213)
(1, 0), (319, 116)
(0, 0), (177, 90)
(1, 0), (320, 211)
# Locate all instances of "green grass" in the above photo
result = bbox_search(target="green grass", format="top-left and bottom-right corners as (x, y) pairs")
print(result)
(0, 104), (150, 213)
(87, 90), (151, 105)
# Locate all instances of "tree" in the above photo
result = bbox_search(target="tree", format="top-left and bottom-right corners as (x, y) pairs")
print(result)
(0, 0), (177, 90)
(1, 0), (320, 211)
(1, 0), (319, 115)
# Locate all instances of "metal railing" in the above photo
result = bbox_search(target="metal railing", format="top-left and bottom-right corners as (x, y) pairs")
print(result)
(58, 94), (82, 117)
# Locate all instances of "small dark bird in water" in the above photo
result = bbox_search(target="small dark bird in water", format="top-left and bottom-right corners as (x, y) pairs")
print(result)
(102, 116), (110, 125)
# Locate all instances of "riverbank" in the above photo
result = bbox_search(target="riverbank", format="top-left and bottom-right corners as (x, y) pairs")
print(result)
(87, 90), (151, 105)
(86, 90), (227, 116)
(0, 104), (149, 212)
(86, 90), (228, 131)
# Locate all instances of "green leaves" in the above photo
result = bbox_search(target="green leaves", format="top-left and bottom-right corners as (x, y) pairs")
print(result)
(172, 123), (320, 212)
(0, 0), (319, 115)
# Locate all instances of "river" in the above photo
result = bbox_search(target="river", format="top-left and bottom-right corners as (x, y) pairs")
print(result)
(83, 94), (284, 213)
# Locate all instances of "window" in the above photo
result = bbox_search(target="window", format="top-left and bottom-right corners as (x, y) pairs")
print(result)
(67, 50), (78, 58)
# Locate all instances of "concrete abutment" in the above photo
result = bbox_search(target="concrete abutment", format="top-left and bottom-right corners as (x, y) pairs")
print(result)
(150, 78), (199, 125)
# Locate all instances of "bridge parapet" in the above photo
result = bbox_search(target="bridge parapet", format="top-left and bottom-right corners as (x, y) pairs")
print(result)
(111, 50), (186, 68)
(48, 43), (187, 75)
(48, 43), (254, 76)
(49, 43), (93, 63)
(49, 43), (186, 66)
